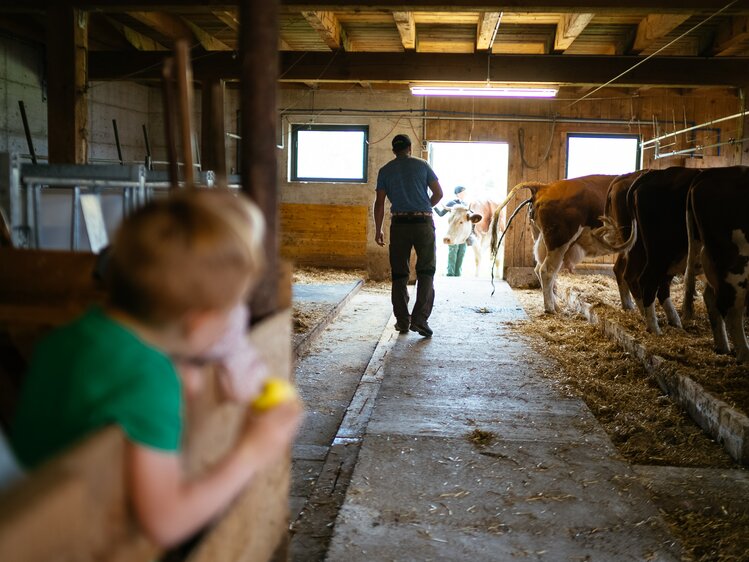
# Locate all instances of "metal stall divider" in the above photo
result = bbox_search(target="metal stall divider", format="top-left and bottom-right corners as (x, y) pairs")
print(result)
(15, 162), (146, 250)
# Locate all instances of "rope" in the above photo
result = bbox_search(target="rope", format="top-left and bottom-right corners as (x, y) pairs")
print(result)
(518, 114), (557, 170)
(490, 197), (533, 296)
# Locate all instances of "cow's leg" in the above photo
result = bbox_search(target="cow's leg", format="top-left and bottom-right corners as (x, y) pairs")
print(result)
(613, 253), (635, 310)
(539, 250), (566, 313)
(682, 241), (702, 323)
(703, 284), (730, 355)
(639, 259), (670, 334)
(539, 234), (579, 314)
(643, 303), (661, 335)
(658, 276), (682, 329)
(624, 243), (646, 317)
(724, 229), (749, 361)
(726, 304), (749, 362)
(720, 274), (749, 361)
(533, 233), (547, 287)
(472, 242), (481, 277)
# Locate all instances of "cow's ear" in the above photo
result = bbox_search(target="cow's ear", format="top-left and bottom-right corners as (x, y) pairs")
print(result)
(470, 213), (483, 224)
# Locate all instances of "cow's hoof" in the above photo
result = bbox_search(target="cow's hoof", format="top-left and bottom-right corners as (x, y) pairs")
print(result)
(735, 350), (749, 363)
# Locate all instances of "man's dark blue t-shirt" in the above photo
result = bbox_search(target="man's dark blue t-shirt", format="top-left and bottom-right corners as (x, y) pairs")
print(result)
(376, 155), (438, 212)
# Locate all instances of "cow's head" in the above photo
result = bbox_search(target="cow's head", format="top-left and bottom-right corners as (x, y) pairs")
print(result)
(443, 204), (483, 245)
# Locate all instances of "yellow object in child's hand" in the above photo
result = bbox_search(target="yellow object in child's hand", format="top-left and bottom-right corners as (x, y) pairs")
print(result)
(251, 378), (298, 411)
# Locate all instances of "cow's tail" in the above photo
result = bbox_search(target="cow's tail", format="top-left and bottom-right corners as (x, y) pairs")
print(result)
(683, 190), (700, 322)
(489, 181), (544, 255)
(490, 197), (533, 296)
(592, 215), (633, 248)
(589, 216), (637, 254)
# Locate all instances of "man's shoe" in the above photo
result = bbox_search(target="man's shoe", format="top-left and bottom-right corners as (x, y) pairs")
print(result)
(394, 320), (410, 334)
(410, 321), (433, 338)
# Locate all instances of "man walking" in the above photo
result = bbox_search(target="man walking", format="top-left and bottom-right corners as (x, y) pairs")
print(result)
(374, 134), (443, 337)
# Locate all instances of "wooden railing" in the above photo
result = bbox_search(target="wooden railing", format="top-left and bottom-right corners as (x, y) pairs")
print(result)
(0, 248), (293, 561)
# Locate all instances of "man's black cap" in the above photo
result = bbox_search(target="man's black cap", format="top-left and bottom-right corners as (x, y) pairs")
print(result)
(392, 134), (411, 151)
(454, 186), (466, 195)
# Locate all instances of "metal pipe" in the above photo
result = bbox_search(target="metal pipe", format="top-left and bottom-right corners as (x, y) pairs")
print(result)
(18, 101), (37, 165)
(654, 136), (749, 159)
(33, 185), (41, 249)
(142, 124), (152, 170)
(112, 119), (124, 165)
(71, 186), (80, 250)
(641, 111), (749, 146)
(280, 108), (663, 127)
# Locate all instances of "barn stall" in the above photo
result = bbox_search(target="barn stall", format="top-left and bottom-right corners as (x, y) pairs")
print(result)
(0, 1), (748, 561)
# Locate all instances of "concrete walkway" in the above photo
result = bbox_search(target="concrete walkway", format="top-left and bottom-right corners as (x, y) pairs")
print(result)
(324, 277), (681, 561)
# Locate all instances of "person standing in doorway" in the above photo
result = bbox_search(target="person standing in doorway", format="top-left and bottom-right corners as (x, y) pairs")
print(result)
(434, 185), (469, 276)
(374, 134), (444, 337)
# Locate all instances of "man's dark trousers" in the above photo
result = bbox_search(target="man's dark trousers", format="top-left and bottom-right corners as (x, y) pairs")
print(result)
(389, 219), (436, 327)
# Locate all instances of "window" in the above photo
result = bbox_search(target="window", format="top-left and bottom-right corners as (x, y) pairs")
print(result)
(566, 133), (640, 179)
(290, 124), (369, 182)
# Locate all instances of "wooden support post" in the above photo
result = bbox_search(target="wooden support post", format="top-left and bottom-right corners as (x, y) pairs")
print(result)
(200, 78), (227, 186)
(174, 40), (196, 188)
(740, 87), (749, 166)
(46, 7), (88, 164)
(240, 0), (279, 321)
(161, 57), (180, 189)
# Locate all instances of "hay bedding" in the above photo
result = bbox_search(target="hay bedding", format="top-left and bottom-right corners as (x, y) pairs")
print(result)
(291, 267), (363, 335)
(510, 274), (749, 562)
(554, 273), (749, 415)
(291, 267), (388, 335)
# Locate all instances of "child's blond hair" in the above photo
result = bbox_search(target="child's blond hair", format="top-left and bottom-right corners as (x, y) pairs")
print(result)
(106, 189), (265, 326)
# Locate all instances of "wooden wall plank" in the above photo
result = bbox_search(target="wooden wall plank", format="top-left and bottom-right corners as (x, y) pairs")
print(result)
(280, 203), (368, 268)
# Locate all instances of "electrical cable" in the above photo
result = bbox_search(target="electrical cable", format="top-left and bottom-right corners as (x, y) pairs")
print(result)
(566, 0), (739, 109)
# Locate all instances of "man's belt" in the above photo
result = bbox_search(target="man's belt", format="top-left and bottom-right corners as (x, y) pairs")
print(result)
(391, 211), (433, 217)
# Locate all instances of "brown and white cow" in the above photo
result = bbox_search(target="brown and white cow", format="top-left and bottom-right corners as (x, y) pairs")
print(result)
(686, 166), (749, 362)
(490, 174), (635, 313)
(625, 167), (702, 334)
(442, 199), (504, 276)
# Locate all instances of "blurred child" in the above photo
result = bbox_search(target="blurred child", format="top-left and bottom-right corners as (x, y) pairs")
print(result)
(10, 189), (303, 548)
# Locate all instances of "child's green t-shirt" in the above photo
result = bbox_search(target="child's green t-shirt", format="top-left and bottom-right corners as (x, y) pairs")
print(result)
(10, 307), (183, 468)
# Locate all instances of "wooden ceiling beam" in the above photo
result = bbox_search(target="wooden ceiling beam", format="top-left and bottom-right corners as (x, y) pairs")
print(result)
(182, 18), (232, 50)
(631, 14), (691, 53)
(214, 10), (290, 49)
(13, 2), (749, 14)
(301, 11), (347, 50)
(393, 11), (416, 50)
(476, 12), (501, 51)
(554, 13), (593, 51)
(212, 9), (239, 31)
(713, 16), (749, 56)
(127, 11), (192, 41)
(103, 15), (167, 50)
(89, 51), (749, 87)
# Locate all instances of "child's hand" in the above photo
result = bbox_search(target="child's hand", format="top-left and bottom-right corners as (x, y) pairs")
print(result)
(238, 398), (304, 468)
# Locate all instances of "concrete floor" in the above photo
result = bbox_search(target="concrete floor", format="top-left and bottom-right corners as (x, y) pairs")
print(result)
(291, 277), (684, 561)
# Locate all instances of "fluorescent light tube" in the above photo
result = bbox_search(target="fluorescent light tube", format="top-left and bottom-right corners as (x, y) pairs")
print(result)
(410, 86), (558, 98)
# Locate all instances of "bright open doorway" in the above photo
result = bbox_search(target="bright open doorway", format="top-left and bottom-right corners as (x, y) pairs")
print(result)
(428, 141), (509, 279)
